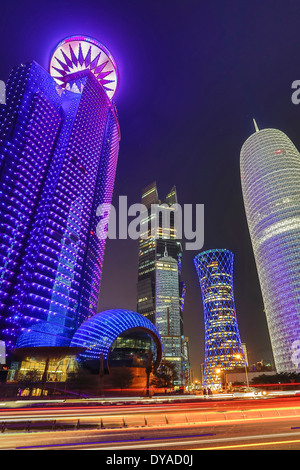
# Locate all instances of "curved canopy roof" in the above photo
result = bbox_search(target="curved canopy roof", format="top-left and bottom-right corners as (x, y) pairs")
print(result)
(70, 309), (162, 368)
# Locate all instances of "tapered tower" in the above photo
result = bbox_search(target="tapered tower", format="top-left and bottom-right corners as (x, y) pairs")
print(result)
(240, 124), (300, 373)
(194, 249), (246, 388)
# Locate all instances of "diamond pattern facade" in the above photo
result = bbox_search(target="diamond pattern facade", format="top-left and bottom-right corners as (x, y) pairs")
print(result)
(194, 249), (246, 388)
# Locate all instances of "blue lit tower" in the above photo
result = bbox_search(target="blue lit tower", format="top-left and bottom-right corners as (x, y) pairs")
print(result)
(194, 249), (246, 388)
(0, 36), (120, 353)
(240, 123), (300, 373)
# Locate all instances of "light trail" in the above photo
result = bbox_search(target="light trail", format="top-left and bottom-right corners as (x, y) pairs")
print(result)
(197, 438), (300, 450)
(0, 400), (300, 426)
(15, 430), (300, 450)
(16, 432), (217, 449)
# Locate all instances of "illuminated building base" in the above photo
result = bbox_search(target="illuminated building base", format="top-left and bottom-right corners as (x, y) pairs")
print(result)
(8, 347), (83, 382)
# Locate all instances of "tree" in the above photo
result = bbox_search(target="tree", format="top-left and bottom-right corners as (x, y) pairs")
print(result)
(145, 349), (153, 397)
(66, 367), (98, 394)
(20, 369), (40, 382)
(151, 360), (178, 389)
(251, 372), (300, 386)
(108, 367), (134, 390)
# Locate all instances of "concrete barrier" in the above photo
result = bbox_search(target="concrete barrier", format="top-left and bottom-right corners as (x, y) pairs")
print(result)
(259, 409), (280, 419)
(123, 414), (147, 428)
(77, 417), (100, 429)
(165, 413), (188, 425)
(239, 410), (263, 420)
(143, 413), (168, 426)
(185, 413), (207, 424)
(204, 412), (228, 422)
(54, 418), (78, 430)
(28, 420), (56, 432)
(101, 415), (126, 428)
(222, 411), (245, 421)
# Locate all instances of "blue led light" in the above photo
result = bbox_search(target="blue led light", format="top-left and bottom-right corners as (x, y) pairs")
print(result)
(0, 39), (120, 352)
(70, 309), (163, 365)
(194, 249), (246, 388)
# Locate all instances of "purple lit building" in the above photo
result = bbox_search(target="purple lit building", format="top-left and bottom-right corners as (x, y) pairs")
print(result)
(240, 124), (300, 373)
(0, 36), (120, 354)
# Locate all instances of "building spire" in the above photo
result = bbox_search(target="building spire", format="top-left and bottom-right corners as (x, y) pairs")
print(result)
(253, 118), (259, 132)
(164, 243), (168, 257)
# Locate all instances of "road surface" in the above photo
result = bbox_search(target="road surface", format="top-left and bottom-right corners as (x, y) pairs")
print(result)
(0, 395), (299, 450)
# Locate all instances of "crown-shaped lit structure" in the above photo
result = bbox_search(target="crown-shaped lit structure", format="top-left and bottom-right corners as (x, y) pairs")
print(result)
(49, 35), (118, 99)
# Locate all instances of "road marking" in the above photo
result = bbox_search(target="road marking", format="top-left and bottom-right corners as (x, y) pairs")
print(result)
(16, 433), (217, 449)
(195, 438), (300, 450)
(37, 431), (300, 450)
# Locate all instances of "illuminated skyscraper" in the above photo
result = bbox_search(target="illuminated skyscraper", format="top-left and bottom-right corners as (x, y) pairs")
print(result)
(240, 123), (300, 373)
(194, 249), (246, 388)
(137, 182), (184, 323)
(155, 248), (182, 383)
(137, 182), (187, 385)
(0, 36), (120, 353)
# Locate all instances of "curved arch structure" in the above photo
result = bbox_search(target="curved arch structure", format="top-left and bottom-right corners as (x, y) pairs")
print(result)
(70, 309), (163, 369)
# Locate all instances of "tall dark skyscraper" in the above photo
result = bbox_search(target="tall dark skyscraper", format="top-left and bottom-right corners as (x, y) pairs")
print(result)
(137, 182), (183, 321)
(0, 36), (120, 354)
(137, 182), (188, 385)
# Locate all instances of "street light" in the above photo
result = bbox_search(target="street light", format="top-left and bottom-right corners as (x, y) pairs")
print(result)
(235, 353), (249, 388)
(215, 367), (226, 392)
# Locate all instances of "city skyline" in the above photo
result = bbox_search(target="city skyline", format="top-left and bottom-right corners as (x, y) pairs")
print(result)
(1, 0), (300, 454)
(1, 1), (300, 377)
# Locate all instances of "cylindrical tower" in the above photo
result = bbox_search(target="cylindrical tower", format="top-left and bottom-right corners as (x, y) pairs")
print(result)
(240, 126), (300, 373)
(0, 36), (120, 352)
(194, 249), (246, 389)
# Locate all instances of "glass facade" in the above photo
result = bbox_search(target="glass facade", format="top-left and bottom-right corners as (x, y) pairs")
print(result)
(9, 348), (80, 382)
(137, 182), (183, 323)
(240, 127), (300, 373)
(194, 249), (246, 388)
(136, 182), (188, 385)
(0, 37), (120, 354)
(110, 330), (158, 368)
(156, 252), (182, 383)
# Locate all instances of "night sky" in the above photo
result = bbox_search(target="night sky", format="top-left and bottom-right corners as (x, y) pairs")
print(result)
(1, 0), (300, 378)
